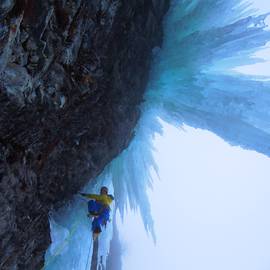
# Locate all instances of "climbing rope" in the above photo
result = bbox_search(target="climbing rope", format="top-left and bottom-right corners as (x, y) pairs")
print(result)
(40, 217), (94, 270)
(40, 219), (82, 270)
(84, 237), (94, 270)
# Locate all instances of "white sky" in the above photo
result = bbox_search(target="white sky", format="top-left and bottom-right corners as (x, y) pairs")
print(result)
(233, 0), (270, 76)
(117, 123), (270, 270)
(249, 0), (270, 13)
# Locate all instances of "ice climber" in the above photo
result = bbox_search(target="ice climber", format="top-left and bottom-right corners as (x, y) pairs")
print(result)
(80, 186), (114, 240)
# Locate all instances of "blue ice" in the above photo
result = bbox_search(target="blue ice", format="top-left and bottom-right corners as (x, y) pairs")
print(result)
(44, 1), (270, 269)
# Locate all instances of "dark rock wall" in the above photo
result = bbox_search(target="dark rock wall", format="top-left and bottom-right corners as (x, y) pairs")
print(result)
(0, 0), (170, 269)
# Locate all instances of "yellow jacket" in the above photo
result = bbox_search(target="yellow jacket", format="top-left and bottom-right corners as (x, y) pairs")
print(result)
(82, 193), (113, 207)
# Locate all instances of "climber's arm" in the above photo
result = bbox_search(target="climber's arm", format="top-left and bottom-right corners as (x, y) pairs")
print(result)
(80, 193), (101, 200)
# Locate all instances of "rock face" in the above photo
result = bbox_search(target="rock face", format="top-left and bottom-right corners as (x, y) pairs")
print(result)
(0, 0), (169, 269)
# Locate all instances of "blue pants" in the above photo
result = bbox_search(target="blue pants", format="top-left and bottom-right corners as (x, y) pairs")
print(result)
(88, 200), (110, 233)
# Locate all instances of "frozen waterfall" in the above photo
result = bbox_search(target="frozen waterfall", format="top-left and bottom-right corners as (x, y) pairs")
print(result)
(44, 1), (270, 269)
